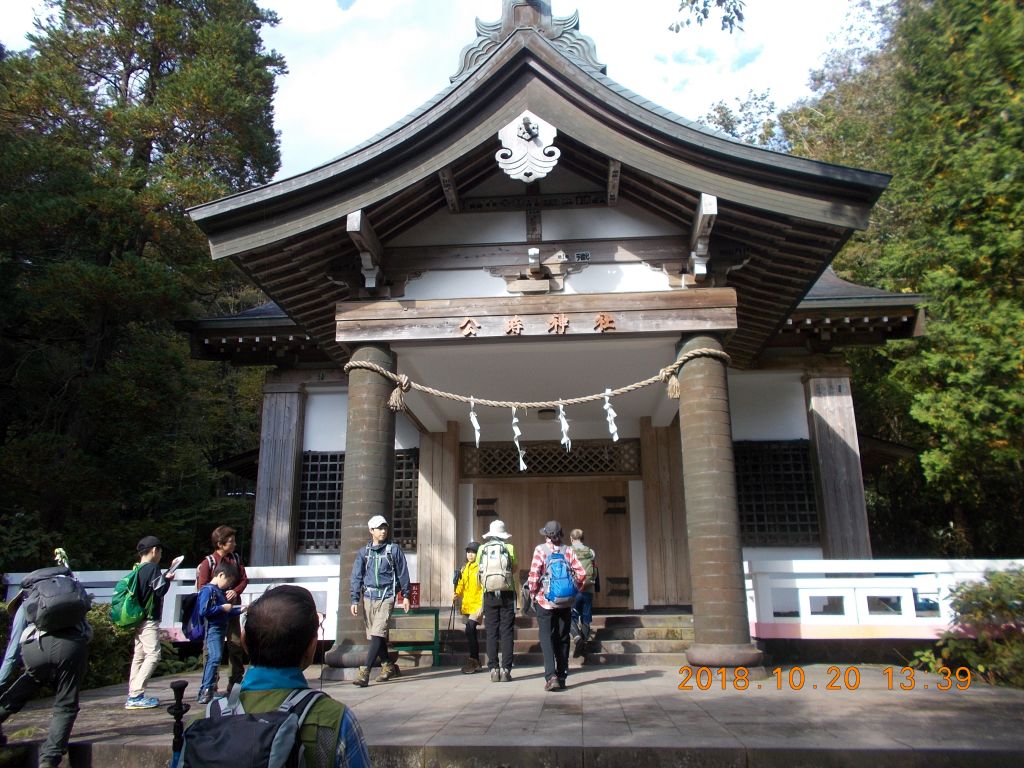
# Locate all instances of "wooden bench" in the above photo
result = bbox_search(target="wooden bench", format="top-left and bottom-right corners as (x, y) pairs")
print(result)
(389, 607), (441, 667)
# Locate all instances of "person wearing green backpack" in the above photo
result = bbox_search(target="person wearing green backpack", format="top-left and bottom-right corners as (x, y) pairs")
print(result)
(124, 536), (173, 710)
(569, 528), (598, 659)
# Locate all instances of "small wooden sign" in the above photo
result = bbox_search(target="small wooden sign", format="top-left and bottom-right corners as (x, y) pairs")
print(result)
(407, 582), (421, 608)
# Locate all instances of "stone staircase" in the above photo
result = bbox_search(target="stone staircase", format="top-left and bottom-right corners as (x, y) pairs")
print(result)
(417, 612), (694, 668)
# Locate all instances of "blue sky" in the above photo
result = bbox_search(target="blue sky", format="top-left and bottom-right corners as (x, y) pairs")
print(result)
(1, 0), (859, 180)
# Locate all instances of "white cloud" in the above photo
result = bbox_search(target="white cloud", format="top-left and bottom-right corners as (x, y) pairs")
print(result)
(2, 0), (860, 179)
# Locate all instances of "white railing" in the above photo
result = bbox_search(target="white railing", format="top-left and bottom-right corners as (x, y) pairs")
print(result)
(745, 559), (1024, 640)
(5, 559), (1022, 641)
(2, 566), (343, 641)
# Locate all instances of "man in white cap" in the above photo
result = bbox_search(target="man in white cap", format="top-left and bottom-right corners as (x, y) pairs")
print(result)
(349, 515), (411, 687)
(476, 520), (517, 681)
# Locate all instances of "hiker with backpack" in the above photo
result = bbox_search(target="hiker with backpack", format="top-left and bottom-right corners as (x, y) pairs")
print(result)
(196, 562), (247, 705)
(477, 519), (517, 682)
(195, 525), (249, 698)
(527, 520), (586, 691)
(175, 585), (370, 768)
(569, 528), (599, 659)
(124, 535), (174, 710)
(0, 556), (92, 767)
(349, 515), (411, 687)
(453, 540), (484, 673)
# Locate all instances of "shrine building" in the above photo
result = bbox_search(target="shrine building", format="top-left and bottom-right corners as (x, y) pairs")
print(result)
(185, 1), (922, 670)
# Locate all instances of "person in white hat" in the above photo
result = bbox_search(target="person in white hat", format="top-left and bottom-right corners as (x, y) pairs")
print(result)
(349, 515), (410, 687)
(476, 520), (517, 681)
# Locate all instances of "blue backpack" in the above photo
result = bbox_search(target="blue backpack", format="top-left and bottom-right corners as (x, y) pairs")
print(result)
(543, 546), (579, 607)
(182, 590), (207, 642)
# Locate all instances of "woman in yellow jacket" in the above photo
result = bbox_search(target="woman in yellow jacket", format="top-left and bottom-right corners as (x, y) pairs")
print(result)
(453, 541), (483, 673)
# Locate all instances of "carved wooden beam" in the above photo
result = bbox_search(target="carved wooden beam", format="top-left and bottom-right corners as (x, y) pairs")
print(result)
(607, 160), (621, 206)
(687, 193), (718, 282)
(346, 210), (384, 290)
(438, 166), (460, 213)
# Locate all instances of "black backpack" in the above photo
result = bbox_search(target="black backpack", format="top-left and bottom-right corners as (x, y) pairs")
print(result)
(21, 566), (92, 633)
(180, 688), (327, 768)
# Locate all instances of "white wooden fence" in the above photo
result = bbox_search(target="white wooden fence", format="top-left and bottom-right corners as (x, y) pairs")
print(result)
(745, 558), (1024, 640)
(4, 559), (1022, 641)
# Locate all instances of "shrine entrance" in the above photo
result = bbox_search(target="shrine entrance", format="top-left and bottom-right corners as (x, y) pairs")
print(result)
(472, 477), (633, 610)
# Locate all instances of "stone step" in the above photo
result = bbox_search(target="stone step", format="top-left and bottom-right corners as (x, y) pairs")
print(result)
(443, 626), (694, 643)
(440, 637), (691, 655)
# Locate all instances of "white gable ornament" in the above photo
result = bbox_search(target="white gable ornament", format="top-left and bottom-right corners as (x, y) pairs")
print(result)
(496, 111), (561, 182)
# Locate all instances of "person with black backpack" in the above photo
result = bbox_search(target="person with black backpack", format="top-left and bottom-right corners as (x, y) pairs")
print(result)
(0, 554), (92, 768)
(176, 585), (371, 768)
(527, 521), (586, 691)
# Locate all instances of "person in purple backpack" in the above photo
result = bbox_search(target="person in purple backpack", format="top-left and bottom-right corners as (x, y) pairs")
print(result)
(196, 563), (245, 704)
(527, 521), (586, 692)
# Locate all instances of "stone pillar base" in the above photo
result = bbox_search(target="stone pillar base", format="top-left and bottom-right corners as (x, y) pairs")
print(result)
(323, 641), (369, 673)
(685, 643), (764, 668)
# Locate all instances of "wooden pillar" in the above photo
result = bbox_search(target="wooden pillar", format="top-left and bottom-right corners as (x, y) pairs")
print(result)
(249, 377), (305, 566)
(677, 335), (762, 668)
(640, 417), (690, 606)
(324, 344), (396, 675)
(416, 421), (460, 607)
(805, 375), (872, 558)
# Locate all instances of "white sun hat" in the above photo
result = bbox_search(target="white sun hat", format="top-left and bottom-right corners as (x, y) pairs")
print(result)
(483, 520), (512, 540)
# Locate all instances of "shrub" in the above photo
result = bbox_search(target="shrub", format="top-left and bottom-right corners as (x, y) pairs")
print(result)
(932, 568), (1024, 688)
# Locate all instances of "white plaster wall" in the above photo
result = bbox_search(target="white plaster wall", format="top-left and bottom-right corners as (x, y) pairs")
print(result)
(402, 262), (672, 300)
(303, 389), (419, 451)
(744, 547), (823, 562)
(728, 371), (809, 441)
(628, 480), (649, 610)
(562, 262), (672, 294)
(543, 200), (683, 241)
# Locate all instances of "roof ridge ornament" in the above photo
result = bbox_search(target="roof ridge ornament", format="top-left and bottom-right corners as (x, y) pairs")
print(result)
(451, 0), (605, 83)
(496, 111), (561, 182)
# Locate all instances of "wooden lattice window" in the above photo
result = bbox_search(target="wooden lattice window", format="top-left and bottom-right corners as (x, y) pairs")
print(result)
(734, 441), (820, 546)
(461, 439), (640, 478)
(297, 449), (419, 552)
(391, 449), (419, 550)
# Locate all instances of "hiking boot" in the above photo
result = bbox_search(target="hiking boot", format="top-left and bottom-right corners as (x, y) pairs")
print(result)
(544, 676), (557, 691)
(377, 661), (401, 682)
(461, 658), (481, 674)
(557, 677), (567, 690)
(501, 668), (512, 682)
(196, 689), (212, 705)
(490, 668), (501, 682)
(352, 666), (370, 687)
(126, 694), (160, 710)
(573, 635), (586, 658)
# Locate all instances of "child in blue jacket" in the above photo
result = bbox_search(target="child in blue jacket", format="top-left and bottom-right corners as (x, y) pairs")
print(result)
(197, 562), (245, 704)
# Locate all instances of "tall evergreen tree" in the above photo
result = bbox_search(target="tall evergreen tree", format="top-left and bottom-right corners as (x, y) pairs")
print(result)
(0, 0), (284, 569)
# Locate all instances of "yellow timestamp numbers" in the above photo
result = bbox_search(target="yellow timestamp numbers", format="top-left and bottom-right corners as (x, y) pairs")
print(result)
(677, 665), (973, 691)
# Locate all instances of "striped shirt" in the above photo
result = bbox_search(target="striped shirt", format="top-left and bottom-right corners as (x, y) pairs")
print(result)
(527, 542), (587, 611)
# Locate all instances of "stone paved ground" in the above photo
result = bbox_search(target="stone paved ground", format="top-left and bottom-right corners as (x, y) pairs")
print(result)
(2, 662), (1024, 767)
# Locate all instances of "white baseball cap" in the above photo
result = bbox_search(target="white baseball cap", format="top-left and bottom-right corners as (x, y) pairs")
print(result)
(367, 515), (389, 530)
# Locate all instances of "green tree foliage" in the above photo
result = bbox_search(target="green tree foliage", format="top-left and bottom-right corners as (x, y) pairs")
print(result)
(0, 1), (283, 571)
(933, 568), (1024, 688)
(700, 1), (1024, 555)
(670, 0), (746, 33)
(699, 90), (786, 150)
